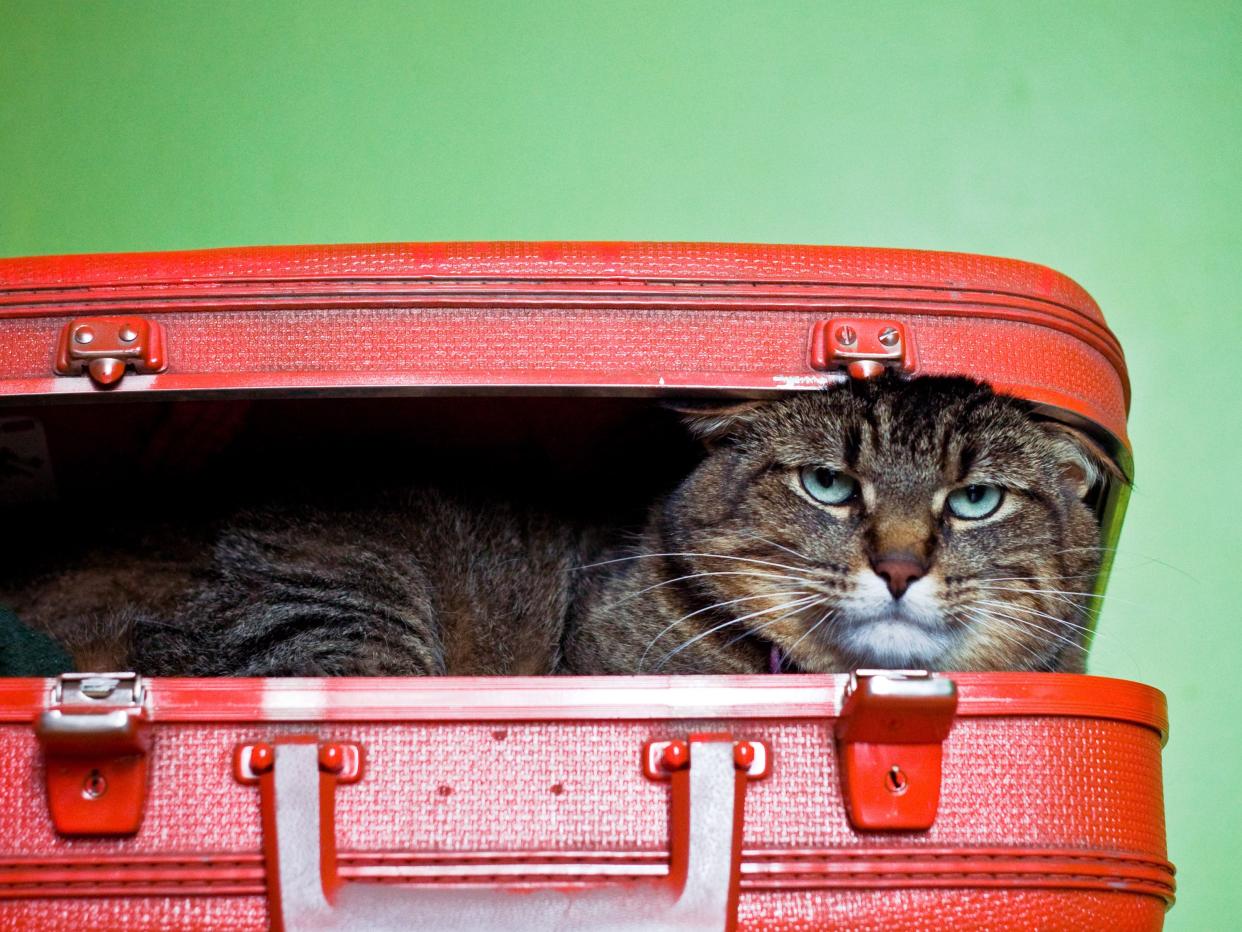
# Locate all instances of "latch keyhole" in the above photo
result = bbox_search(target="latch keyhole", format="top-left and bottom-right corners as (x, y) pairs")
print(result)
(884, 765), (908, 795)
(82, 769), (108, 799)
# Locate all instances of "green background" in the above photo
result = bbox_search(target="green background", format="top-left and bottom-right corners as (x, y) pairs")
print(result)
(2, 1), (1238, 925)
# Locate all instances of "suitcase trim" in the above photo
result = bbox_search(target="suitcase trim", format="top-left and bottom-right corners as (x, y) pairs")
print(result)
(0, 242), (1106, 315)
(0, 673), (1169, 739)
(0, 279), (1122, 373)
(0, 847), (1177, 906)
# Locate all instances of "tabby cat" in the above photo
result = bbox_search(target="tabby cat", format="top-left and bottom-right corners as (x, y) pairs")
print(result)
(7, 375), (1119, 676)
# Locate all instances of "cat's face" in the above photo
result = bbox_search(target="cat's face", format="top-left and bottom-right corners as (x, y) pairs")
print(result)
(666, 376), (1115, 672)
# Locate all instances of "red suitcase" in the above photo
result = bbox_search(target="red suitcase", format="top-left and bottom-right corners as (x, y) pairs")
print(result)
(0, 243), (1171, 930)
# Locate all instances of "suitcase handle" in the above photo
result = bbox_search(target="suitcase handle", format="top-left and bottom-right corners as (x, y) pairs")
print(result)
(247, 735), (750, 932)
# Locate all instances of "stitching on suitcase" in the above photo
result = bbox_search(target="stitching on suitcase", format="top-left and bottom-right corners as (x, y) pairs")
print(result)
(0, 859), (1172, 874)
(0, 282), (1120, 346)
(738, 852), (1176, 872)
(0, 271), (1102, 311)
(0, 275), (1105, 318)
(0, 277), (1121, 353)
(0, 852), (1177, 876)
(0, 874), (1177, 901)
(0, 871), (1176, 885)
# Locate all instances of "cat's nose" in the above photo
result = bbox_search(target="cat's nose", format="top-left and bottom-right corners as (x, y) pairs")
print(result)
(871, 555), (926, 600)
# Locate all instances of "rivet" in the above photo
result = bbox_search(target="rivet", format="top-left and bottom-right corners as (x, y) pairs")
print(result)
(661, 740), (690, 771)
(118, 326), (138, 342)
(733, 742), (756, 770)
(885, 765), (909, 795)
(318, 744), (345, 774)
(878, 327), (901, 347)
(82, 769), (108, 799)
(249, 743), (274, 775)
(74, 327), (95, 345)
(835, 325), (857, 347)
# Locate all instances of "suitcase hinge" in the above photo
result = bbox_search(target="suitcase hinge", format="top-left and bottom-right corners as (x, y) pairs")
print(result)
(54, 316), (167, 387)
(35, 672), (151, 835)
(809, 318), (917, 379)
(834, 670), (957, 831)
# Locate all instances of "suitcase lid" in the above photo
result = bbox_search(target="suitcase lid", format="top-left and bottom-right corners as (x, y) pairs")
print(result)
(0, 241), (1128, 447)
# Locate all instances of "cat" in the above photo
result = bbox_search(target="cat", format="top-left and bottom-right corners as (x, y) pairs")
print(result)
(5, 374), (1120, 676)
(565, 375), (1119, 675)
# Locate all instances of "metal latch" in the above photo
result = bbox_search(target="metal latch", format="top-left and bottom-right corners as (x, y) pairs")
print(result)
(809, 318), (916, 379)
(834, 670), (957, 831)
(54, 316), (167, 387)
(35, 673), (151, 835)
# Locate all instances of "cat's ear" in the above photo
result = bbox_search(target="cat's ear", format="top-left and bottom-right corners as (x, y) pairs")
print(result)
(664, 398), (767, 444)
(1039, 422), (1128, 498)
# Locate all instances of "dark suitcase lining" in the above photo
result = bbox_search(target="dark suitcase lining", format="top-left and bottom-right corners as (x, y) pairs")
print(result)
(1, 395), (697, 522)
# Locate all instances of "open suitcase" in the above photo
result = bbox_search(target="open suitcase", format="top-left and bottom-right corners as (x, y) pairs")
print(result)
(0, 243), (1172, 930)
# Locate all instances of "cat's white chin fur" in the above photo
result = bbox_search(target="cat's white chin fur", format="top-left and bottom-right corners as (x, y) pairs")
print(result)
(837, 573), (950, 666)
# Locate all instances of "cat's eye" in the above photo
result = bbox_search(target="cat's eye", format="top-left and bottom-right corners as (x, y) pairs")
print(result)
(946, 484), (1004, 520)
(799, 466), (859, 506)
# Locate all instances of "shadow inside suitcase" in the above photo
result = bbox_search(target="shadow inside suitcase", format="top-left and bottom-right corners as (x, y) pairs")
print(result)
(2, 395), (699, 521)
(0, 395), (710, 675)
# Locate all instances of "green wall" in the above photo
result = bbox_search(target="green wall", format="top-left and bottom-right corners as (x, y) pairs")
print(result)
(3, 2), (1237, 925)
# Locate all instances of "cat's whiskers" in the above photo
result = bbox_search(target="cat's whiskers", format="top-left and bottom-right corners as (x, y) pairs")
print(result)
(596, 569), (811, 613)
(1047, 546), (1197, 582)
(972, 598), (1096, 634)
(973, 585), (1095, 613)
(954, 607), (1056, 668)
(977, 584), (1106, 598)
(737, 533), (817, 566)
(781, 605), (838, 660)
(961, 603), (1088, 657)
(722, 597), (826, 649)
(960, 594), (1127, 652)
(637, 590), (813, 670)
(947, 608), (1034, 667)
(650, 593), (821, 672)
(977, 572), (1103, 584)
(974, 584), (1144, 613)
(577, 551), (811, 575)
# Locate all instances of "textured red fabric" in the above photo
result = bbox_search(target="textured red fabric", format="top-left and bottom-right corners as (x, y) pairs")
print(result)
(0, 718), (1169, 857)
(0, 676), (1172, 929)
(0, 242), (1106, 317)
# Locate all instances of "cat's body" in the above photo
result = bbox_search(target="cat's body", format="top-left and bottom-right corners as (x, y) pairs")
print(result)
(5, 376), (1117, 676)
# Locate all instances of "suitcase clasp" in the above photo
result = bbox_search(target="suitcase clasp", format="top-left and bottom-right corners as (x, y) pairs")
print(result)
(834, 670), (957, 831)
(54, 316), (167, 387)
(809, 318), (916, 379)
(35, 673), (151, 835)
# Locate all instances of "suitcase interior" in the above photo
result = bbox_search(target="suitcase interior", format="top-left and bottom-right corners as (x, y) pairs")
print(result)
(2, 394), (700, 556)
(0, 387), (1128, 643)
